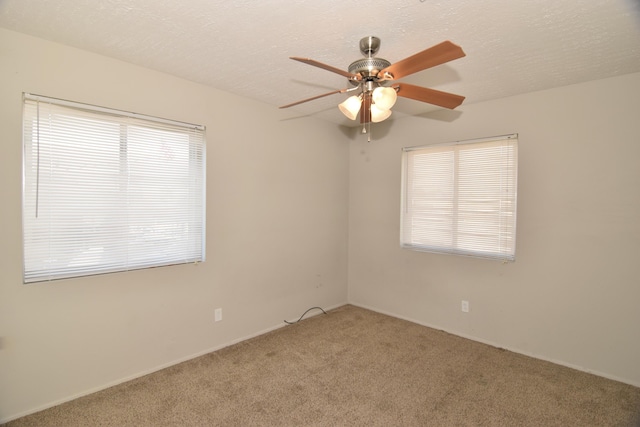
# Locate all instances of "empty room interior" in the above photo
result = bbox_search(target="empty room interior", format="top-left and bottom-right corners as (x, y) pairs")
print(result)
(1, 0), (640, 425)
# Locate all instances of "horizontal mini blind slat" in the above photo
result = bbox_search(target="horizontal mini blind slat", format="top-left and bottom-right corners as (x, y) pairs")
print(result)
(401, 135), (517, 261)
(22, 94), (205, 283)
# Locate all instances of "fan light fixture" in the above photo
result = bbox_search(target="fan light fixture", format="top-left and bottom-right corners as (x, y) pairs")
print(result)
(338, 85), (397, 122)
(372, 86), (397, 110)
(370, 104), (392, 122)
(338, 95), (362, 120)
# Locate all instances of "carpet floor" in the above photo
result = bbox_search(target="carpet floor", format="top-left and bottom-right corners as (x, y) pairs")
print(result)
(6, 304), (640, 426)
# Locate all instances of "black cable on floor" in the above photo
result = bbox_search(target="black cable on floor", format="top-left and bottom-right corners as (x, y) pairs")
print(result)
(284, 306), (327, 324)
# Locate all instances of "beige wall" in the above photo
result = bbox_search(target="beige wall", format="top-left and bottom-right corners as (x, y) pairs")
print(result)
(0, 29), (349, 421)
(348, 72), (640, 387)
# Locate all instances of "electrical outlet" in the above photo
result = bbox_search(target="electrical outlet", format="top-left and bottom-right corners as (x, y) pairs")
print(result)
(214, 308), (222, 322)
(461, 300), (469, 313)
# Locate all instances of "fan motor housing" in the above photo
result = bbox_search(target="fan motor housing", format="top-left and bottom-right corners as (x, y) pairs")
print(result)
(348, 57), (391, 86)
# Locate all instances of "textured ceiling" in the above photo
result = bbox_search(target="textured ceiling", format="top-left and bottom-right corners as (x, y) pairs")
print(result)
(1, 0), (640, 126)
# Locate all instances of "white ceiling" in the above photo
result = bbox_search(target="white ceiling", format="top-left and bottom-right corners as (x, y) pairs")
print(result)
(1, 0), (639, 126)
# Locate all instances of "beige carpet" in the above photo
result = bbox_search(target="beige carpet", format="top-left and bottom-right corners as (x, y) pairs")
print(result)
(6, 305), (640, 426)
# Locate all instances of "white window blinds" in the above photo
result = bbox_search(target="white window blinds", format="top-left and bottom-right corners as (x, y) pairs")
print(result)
(22, 94), (206, 283)
(401, 134), (518, 261)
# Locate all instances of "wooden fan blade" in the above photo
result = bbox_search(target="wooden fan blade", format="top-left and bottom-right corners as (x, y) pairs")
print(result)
(394, 83), (465, 109)
(290, 57), (361, 81)
(360, 95), (372, 124)
(377, 41), (465, 81)
(279, 89), (348, 109)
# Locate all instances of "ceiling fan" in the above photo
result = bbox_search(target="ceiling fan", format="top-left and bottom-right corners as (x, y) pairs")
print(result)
(280, 36), (466, 126)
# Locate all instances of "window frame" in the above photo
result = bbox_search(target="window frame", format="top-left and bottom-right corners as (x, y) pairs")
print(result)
(22, 93), (206, 283)
(400, 134), (518, 261)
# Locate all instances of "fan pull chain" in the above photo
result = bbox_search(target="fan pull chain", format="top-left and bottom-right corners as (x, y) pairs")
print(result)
(361, 122), (371, 142)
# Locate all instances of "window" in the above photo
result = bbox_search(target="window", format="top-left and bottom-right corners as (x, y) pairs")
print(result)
(22, 94), (206, 283)
(400, 134), (518, 261)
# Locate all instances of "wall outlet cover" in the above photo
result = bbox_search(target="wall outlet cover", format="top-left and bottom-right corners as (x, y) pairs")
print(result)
(461, 300), (470, 313)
